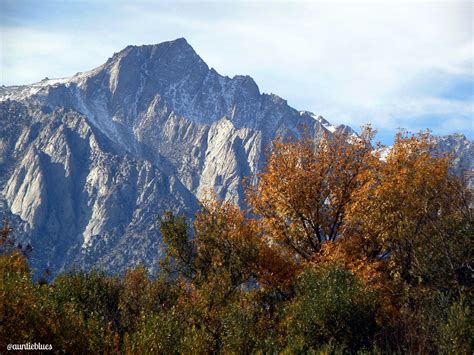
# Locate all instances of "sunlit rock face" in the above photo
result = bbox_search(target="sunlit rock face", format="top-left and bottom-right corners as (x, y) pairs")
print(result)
(0, 38), (471, 275)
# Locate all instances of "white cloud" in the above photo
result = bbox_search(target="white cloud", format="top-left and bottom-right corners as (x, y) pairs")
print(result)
(1, 0), (472, 142)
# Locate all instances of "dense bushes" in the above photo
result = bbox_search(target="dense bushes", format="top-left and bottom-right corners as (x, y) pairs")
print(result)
(283, 267), (379, 352)
(1, 129), (472, 353)
(0, 253), (120, 352)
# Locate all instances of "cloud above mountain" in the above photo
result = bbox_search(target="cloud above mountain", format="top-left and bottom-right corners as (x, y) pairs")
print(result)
(1, 0), (472, 143)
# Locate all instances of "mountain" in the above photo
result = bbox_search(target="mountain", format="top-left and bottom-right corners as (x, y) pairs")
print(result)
(0, 39), (335, 275)
(0, 38), (471, 276)
(434, 134), (473, 173)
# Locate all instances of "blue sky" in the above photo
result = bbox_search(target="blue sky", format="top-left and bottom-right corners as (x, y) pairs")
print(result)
(1, 0), (472, 144)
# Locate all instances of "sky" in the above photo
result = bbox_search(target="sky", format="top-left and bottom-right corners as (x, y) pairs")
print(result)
(1, 0), (473, 144)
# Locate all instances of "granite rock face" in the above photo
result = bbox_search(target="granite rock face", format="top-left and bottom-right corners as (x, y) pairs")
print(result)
(0, 102), (197, 275)
(0, 38), (472, 275)
(433, 134), (473, 173)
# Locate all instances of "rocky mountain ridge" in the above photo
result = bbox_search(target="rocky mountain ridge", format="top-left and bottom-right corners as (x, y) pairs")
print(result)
(0, 38), (471, 276)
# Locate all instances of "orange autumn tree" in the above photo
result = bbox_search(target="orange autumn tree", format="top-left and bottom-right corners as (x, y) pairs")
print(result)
(339, 131), (474, 353)
(246, 128), (472, 290)
(247, 127), (377, 261)
(345, 131), (473, 292)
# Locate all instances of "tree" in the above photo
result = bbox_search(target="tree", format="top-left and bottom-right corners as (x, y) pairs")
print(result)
(0, 218), (32, 258)
(247, 128), (376, 261)
(159, 200), (262, 352)
(160, 200), (260, 288)
(341, 131), (473, 353)
(346, 131), (473, 292)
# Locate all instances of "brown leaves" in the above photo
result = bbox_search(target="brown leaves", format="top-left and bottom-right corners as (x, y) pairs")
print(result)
(247, 127), (377, 261)
(192, 199), (261, 286)
(243, 127), (472, 312)
(345, 130), (471, 291)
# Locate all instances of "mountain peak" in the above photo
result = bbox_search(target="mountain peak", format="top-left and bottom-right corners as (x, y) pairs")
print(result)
(145, 37), (194, 54)
(108, 37), (200, 64)
(168, 37), (190, 46)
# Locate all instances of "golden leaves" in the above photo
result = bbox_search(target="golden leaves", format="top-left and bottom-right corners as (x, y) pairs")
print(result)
(247, 127), (377, 262)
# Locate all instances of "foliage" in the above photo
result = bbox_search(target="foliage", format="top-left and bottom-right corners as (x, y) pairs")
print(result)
(247, 127), (376, 260)
(282, 266), (379, 352)
(0, 129), (471, 353)
(438, 295), (473, 354)
(346, 131), (472, 291)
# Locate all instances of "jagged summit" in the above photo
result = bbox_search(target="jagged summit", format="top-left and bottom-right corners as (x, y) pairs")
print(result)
(106, 37), (205, 69)
(1, 38), (281, 136)
(120, 37), (192, 52)
(1, 38), (207, 103)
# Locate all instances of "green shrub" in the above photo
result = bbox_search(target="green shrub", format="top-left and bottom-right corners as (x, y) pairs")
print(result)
(52, 270), (122, 330)
(127, 307), (183, 354)
(283, 266), (379, 352)
(438, 295), (473, 354)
